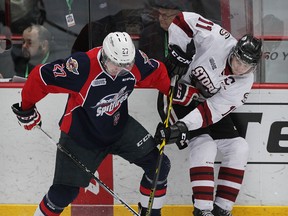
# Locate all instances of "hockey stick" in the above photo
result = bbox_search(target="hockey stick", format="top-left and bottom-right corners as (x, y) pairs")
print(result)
(145, 75), (178, 216)
(38, 127), (140, 216)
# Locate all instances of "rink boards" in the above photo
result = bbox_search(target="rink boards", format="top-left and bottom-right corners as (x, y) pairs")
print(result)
(0, 85), (287, 215)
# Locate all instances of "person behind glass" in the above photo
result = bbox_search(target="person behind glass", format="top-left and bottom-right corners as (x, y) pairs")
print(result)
(11, 24), (52, 78)
(0, 38), (12, 78)
(0, 23), (13, 79)
(139, 0), (196, 62)
(11, 32), (172, 216)
(154, 12), (262, 216)
(71, 8), (143, 54)
(71, 11), (126, 53)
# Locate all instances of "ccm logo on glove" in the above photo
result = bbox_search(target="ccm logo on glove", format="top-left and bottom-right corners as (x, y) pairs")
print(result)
(165, 44), (194, 78)
(171, 49), (192, 65)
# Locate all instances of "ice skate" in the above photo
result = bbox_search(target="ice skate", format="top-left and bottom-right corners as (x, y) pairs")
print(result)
(193, 207), (214, 216)
(212, 205), (233, 216)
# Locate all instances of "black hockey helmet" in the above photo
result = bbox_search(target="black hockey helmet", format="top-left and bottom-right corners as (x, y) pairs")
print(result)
(233, 34), (262, 65)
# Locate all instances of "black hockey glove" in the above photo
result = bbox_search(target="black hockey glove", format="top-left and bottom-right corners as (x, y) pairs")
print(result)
(154, 121), (189, 150)
(11, 103), (42, 130)
(164, 44), (193, 78)
(173, 83), (200, 106)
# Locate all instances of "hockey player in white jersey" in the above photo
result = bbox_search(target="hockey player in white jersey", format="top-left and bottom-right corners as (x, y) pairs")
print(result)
(155, 12), (262, 216)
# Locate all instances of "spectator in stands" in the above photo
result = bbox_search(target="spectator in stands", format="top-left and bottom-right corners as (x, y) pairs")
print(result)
(139, 0), (197, 61)
(71, 10), (127, 53)
(11, 24), (54, 78)
(12, 0), (46, 34)
(0, 23), (13, 79)
(139, 0), (220, 61)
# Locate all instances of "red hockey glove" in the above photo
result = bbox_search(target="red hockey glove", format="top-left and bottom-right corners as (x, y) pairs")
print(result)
(11, 103), (42, 130)
(154, 121), (189, 150)
(164, 44), (194, 78)
(173, 83), (199, 106)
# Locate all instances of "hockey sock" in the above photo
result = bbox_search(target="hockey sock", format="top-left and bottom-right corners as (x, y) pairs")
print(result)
(48, 184), (80, 207)
(36, 184), (80, 215)
(37, 194), (64, 216)
(138, 152), (170, 208)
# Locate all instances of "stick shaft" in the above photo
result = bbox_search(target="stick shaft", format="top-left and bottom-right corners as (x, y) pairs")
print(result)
(145, 75), (178, 216)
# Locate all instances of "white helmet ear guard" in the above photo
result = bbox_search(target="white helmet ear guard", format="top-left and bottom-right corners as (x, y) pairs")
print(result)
(102, 32), (135, 67)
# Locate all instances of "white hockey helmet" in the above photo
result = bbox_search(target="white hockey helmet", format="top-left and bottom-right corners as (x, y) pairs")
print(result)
(102, 32), (135, 66)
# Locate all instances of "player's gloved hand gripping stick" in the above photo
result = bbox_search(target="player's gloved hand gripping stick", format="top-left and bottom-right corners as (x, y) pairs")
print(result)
(153, 82), (199, 150)
(145, 75), (178, 216)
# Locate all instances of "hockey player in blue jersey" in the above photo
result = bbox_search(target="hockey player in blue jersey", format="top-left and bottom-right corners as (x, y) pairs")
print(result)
(12, 32), (173, 216)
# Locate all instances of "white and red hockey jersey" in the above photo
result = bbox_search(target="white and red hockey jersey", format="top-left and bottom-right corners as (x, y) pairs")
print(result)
(167, 12), (254, 130)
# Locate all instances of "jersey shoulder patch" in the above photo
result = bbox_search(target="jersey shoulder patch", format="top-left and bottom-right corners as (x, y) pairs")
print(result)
(134, 49), (159, 81)
(40, 52), (91, 91)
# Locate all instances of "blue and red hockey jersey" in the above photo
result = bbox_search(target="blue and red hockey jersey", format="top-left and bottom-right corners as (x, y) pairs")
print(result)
(21, 47), (170, 148)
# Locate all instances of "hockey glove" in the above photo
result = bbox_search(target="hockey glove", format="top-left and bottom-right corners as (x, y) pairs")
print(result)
(164, 44), (193, 78)
(11, 103), (42, 130)
(173, 83), (199, 106)
(154, 121), (189, 150)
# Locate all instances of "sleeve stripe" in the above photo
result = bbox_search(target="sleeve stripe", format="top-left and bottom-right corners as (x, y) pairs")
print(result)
(173, 13), (194, 38)
(198, 102), (213, 127)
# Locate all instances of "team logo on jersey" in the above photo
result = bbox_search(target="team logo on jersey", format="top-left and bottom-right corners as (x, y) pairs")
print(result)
(191, 66), (219, 95)
(92, 86), (130, 116)
(66, 57), (79, 75)
(92, 78), (107, 87)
